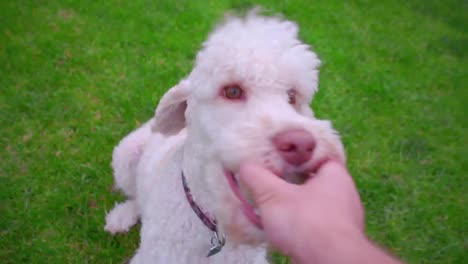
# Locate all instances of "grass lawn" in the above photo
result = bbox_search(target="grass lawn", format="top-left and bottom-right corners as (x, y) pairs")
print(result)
(1, 0), (466, 263)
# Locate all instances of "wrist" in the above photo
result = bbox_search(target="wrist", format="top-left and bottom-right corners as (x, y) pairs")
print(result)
(291, 226), (367, 264)
(291, 227), (401, 264)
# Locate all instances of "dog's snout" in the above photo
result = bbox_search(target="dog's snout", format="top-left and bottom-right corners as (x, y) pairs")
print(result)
(273, 130), (316, 166)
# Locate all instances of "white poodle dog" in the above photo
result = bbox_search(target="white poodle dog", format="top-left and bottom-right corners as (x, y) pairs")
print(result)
(105, 12), (346, 264)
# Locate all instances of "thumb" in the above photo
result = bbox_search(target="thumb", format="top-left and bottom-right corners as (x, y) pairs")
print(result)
(238, 162), (289, 206)
(306, 161), (357, 197)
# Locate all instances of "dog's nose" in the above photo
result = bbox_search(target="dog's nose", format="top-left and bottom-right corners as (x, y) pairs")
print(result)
(273, 129), (316, 166)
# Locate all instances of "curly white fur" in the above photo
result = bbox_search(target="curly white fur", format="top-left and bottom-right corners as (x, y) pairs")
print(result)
(105, 12), (345, 264)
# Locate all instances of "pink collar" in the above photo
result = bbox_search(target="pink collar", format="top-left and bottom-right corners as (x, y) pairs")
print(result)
(181, 172), (226, 257)
(181, 171), (217, 231)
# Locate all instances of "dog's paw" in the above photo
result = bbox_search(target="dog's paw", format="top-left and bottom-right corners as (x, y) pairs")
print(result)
(104, 200), (139, 234)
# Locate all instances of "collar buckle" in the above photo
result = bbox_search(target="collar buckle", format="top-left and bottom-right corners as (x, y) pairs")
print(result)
(207, 231), (226, 257)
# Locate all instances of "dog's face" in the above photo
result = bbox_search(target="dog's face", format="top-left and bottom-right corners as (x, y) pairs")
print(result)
(152, 14), (345, 245)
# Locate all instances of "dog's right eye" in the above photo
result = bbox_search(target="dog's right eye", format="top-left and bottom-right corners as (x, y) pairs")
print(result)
(223, 85), (244, 100)
(287, 89), (297, 105)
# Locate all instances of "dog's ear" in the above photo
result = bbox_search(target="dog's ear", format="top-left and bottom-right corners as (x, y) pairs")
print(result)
(151, 80), (190, 135)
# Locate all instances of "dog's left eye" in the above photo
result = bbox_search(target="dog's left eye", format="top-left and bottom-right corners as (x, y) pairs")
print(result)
(287, 89), (296, 105)
(223, 85), (244, 100)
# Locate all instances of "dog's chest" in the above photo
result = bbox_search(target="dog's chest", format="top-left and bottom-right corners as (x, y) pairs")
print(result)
(136, 147), (268, 263)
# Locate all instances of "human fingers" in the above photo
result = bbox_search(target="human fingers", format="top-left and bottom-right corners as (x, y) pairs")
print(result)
(238, 162), (291, 207)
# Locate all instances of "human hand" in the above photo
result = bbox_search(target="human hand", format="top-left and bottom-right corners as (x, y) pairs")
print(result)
(239, 161), (365, 262)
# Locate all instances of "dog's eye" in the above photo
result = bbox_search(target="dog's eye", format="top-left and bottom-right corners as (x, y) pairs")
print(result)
(224, 85), (243, 100)
(287, 89), (296, 105)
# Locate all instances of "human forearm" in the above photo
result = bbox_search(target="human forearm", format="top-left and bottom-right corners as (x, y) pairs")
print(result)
(292, 229), (401, 264)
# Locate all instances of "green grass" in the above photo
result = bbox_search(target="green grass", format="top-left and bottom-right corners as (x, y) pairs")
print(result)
(0, 0), (466, 263)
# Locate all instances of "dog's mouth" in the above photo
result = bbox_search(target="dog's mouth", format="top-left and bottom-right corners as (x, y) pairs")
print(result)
(224, 159), (328, 229)
(225, 170), (262, 228)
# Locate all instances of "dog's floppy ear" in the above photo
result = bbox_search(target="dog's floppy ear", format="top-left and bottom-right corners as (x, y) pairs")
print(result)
(151, 80), (190, 135)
